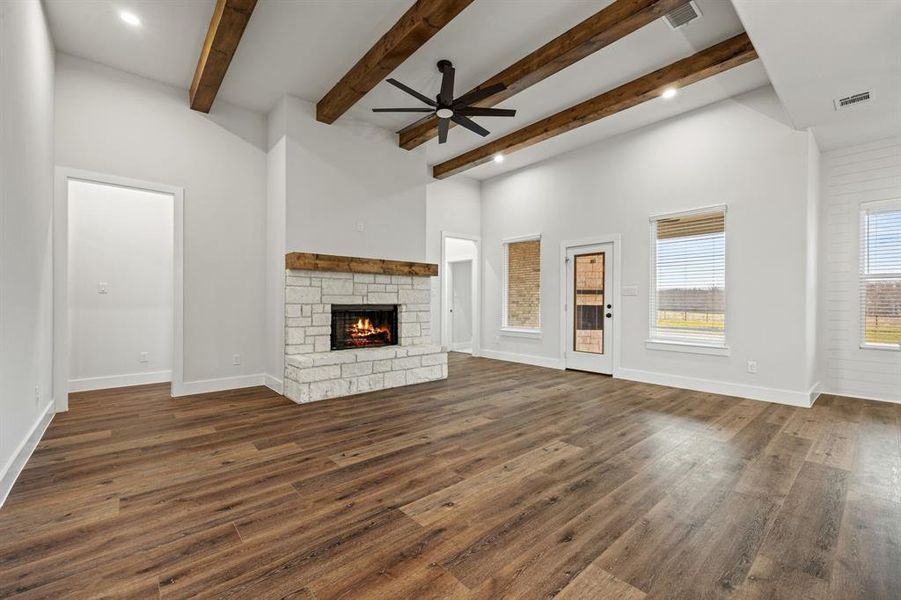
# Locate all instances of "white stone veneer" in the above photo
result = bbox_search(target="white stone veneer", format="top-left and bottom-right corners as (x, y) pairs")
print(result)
(283, 270), (447, 403)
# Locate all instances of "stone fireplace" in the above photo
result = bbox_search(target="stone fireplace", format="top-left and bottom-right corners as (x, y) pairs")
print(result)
(283, 252), (447, 403)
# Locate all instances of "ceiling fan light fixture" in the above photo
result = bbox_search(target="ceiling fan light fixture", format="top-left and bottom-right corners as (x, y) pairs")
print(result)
(661, 87), (678, 99)
(493, 154), (504, 164)
(436, 108), (454, 119)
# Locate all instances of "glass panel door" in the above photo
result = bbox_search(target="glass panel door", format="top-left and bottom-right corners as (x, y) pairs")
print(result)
(564, 242), (613, 374)
(574, 253), (604, 354)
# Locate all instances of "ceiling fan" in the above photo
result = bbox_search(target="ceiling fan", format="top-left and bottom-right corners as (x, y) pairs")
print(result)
(373, 60), (516, 143)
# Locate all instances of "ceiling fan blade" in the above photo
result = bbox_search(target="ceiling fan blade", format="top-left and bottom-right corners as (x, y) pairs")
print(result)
(386, 78), (437, 107)
(451, 114), (489, 137)
(438, 118), (449, 144)
(372, 108), (435, 113)
(455, 107), (516, 117)
(452, 83), (506, 108)
(440, 64), (455, 106)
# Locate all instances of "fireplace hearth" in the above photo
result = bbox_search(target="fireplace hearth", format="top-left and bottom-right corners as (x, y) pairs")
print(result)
(331, 304), (398, 351)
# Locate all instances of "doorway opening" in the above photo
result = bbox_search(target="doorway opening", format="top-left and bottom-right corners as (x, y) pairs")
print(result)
(441, 233), (480, 356)
(449, 260), (473, 352)
(68, 180), (174, 391)
(54, 169), (184, 411)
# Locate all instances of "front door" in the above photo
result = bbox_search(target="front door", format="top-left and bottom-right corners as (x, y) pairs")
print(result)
(564, 243), (613, 374)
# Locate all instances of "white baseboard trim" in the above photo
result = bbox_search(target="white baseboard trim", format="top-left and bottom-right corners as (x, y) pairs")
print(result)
(616, 367), (815, 408)
(264, 373), (284, 395)
(451, 342), (473, 352)
(1, 402), (54, 508)
(479, 349), (565, 370)
(819, 387), (901, 405)
(69, 370), (172, 392)
(172, 373), (268, 397)
(808, 381), (822, 406)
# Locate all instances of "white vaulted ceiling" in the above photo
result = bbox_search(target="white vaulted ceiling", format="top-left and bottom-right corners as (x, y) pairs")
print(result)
(733, 0), (901, 151)
(46, 0), (775, 179)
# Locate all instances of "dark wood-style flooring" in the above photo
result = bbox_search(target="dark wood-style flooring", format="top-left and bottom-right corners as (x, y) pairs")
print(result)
(1, 353), (899, 599)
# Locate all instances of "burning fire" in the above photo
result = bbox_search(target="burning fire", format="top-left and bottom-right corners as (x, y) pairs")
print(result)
(349, 317), (391, 345)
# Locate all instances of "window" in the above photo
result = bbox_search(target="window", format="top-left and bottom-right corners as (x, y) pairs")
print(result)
(649, 207), (726, 349)
(861, 200), (901, 349)
(503, 236), (541, 332)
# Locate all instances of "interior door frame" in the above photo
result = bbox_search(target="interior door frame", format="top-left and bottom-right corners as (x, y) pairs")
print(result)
(53, 167), (185, 412)
(559, 234), (622, 377)
(440, 231), (480, 357)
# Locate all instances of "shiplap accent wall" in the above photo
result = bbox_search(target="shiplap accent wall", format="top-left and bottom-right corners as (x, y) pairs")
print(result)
(822, 136), (901, 403)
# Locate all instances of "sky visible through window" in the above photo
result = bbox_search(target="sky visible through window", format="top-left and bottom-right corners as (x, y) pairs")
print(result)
(656, 232), (725, 290)
(865, 210), (901, 275)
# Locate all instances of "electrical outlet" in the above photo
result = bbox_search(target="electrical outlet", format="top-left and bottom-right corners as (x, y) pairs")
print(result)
(139, 352), (149, 363)
(355, 221), (365, 232)
(34, 385), (40, 405)
(233, 354), (241, 366)
(747, 360), (758, 374)
(97, 281), (109, 294)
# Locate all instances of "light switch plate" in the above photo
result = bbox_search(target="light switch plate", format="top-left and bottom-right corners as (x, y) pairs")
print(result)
(97, 281), (109, 294)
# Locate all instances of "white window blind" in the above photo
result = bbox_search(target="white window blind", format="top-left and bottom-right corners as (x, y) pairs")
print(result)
(861, 200), (901, 348)
(649, 207), (726, 346)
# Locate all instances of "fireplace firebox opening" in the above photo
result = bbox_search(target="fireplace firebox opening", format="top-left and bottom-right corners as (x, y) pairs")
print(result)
(330, 304), (399, 351)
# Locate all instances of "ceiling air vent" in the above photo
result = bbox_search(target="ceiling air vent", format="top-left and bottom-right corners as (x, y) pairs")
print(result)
(834, 91), (871, 110)
(665, 1), (702, 29)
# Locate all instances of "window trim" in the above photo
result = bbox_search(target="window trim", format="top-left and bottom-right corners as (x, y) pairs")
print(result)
(502, 234), (542, 335)
(647, 204), (728, 353)
(859, 198), (901, 351)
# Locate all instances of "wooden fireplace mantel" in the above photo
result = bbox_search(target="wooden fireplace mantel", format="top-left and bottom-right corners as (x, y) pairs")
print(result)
(285, 252), (438, 277)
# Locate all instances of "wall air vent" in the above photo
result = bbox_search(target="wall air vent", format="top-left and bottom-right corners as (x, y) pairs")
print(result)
(665, 1), (702, 29)
(834, 91), (871, 110)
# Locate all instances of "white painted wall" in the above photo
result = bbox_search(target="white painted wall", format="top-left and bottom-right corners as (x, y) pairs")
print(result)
(67, 180), (173, 390)
(426, 177), (481, 345)
(282, 95), (430, 262)
(264, 98), (287, 392)
(446, 238), (477, 263)
(821, 136), (901, 403)
(480, 86), (819, 404)
(0, 0), (55, 501)
(805, 133), (822, 393)
(54, 54), (267, 385)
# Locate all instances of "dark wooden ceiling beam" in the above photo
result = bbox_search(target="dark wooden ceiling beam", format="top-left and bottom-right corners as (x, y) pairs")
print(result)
(190, 0), (257, 113)
(432, 33), (757, 179)
(316, 0), (475, 125)
(398, 0), (690, 150)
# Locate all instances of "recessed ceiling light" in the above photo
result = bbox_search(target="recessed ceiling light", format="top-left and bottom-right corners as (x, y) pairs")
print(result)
(493, 154), (504, 164)
(661, 87), (678, 99)
(120, 11), (141, 26)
